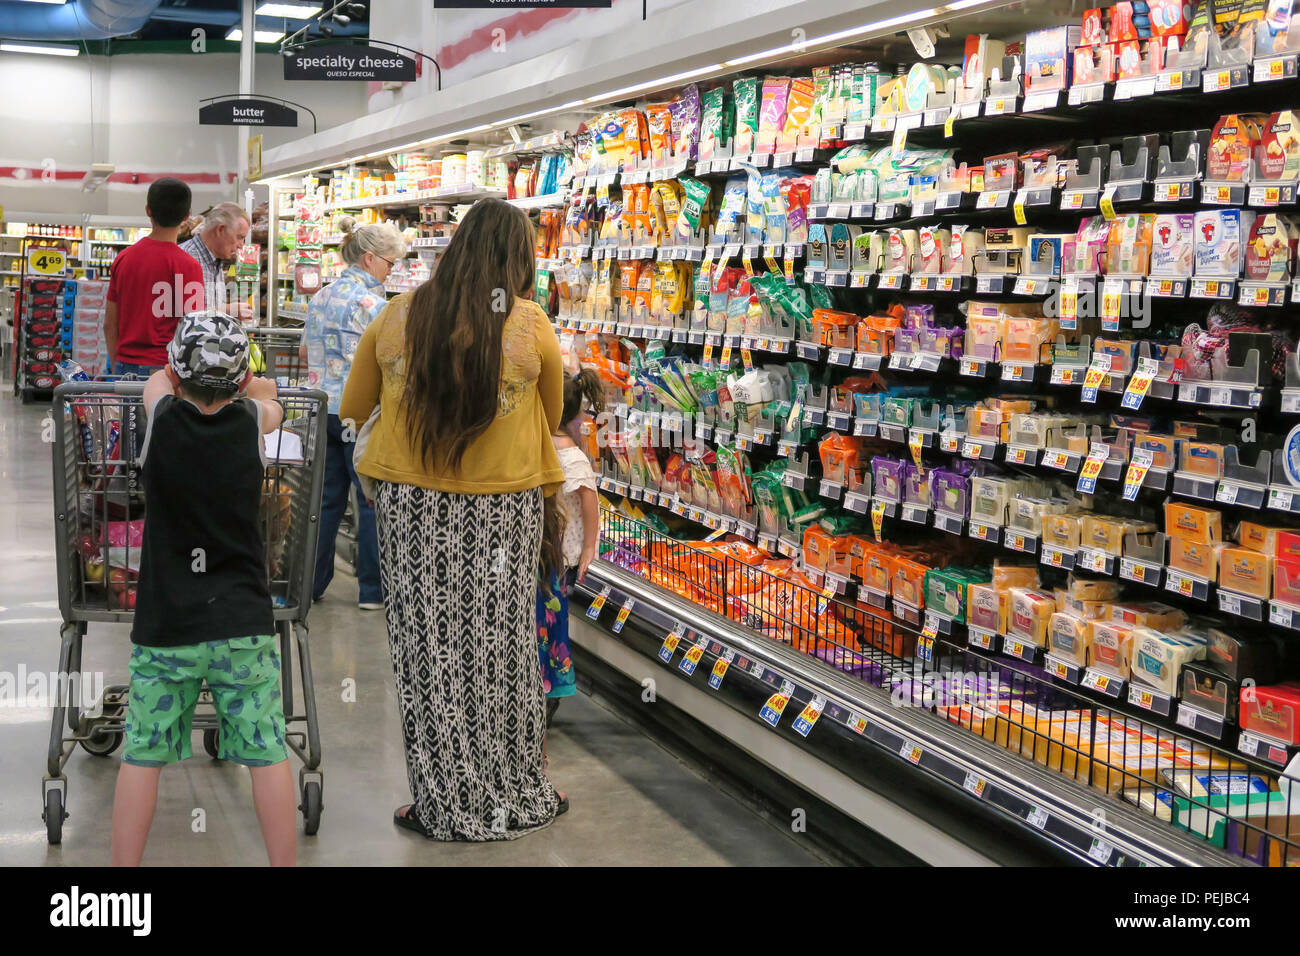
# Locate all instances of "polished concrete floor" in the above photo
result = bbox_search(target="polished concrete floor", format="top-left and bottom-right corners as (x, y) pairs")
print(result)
(0, 390), (822, 866)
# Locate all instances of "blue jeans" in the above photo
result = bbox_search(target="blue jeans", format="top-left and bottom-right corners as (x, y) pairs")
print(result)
(314, 414), (382, 604)
(112, 361), (163, 379)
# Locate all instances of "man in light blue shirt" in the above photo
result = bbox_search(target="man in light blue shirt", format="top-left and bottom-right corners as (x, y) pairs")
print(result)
(303, 218), (406, 610)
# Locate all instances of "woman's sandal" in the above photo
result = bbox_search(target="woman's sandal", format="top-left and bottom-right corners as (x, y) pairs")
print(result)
(556, 792), (569, 817)
(393, 805), (430, 837)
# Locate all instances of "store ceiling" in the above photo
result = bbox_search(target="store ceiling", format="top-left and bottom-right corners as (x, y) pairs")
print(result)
(140, 0), (369, 42)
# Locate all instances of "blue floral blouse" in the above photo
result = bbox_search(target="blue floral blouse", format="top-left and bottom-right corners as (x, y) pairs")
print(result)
(304, 266), (385, 414)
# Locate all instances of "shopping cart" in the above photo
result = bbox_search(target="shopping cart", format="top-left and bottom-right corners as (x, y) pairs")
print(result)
(44, 379), (329, 844)
(244, 326), (307, 386)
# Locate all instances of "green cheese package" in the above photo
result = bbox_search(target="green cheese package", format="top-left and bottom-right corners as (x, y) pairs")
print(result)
(818, 511), (866, 536)
(733, 77), (760, 151)
(675, 177), (710, 242)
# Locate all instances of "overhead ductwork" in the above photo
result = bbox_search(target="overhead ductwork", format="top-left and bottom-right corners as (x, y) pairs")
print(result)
(0, 0), (164, 42)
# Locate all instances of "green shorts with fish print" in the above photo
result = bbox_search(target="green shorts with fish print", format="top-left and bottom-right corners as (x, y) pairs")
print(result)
(123, 635), (287, 767)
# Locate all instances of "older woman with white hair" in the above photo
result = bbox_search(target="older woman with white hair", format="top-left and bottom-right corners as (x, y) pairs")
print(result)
(305, 216), (407, 610)
(180, 201), (250, 314)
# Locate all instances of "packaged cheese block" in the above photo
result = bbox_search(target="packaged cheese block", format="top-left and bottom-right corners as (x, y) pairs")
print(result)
(1245, 213), (1295, 282)
(1082, 515), (1155, 557)
(1150, 213), (1195, 276)
(967, 581), (1001, 632)
(883, 228), (917, 273)
(1008, 588), (1055, 646)
(1132, 432), (1178, 471)
(1257, 110), (1300, 181)
(970, 475), (1013, 524)
(944, 225), (984, 274)
(1168, 535), (1223, 580)
(1055, 589), (1112, 620)
(1048, 611), (1092, 666)
(923, 568), (968, 620)
(1194, 209), (1255, 277)
(1218, 545), (1273, 598)
(1239, 520), (1285, 555)
(1207, 113), (1265, 182)
(1164, 501), (1223, 543)
(916, 225), (948, 274)
(1239, 681), (1300, 746)
(1091, 620), (1135, 676)
(992, 560), (1039, 590)
(1128, 626), (1207, 697)
(1109, 600), (1187, 630)
(1068, 573), (1121, 602)
(1041, 512), (1083, 550)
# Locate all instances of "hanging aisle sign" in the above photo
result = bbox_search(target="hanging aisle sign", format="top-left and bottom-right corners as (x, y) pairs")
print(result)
(199, 97), (298, 128)
(283, 44), (418, 82)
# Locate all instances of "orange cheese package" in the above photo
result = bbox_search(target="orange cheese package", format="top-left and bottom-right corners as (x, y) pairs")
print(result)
(1082, 515), (1155, 557)
(1163, 501), (1223, 543)
(1207, 113), (1266, 182)
(1218, 545), (1273, 599)
(1041, 512), (1083, 551)
(1008, 587), (1055, 646)
(1167, 536), (1222, 579)
(1068, 573), (1120, 602)
(645, 104), (674, 159)
(818, 433), (866, 484)
(859, 546), (897, 595)
(1238, 521), (1284, 555)
(992, 560), (1040, 591)
(1090, 620), (1134, 676)
(823, 534), (860, 580)
(966, 581), (1001, 631)
(1109, 600), (1187, 630)
(891, 556), (929, 609)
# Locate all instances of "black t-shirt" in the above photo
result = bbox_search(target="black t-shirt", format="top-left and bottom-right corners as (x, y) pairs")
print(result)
(131, 394), (274, 647)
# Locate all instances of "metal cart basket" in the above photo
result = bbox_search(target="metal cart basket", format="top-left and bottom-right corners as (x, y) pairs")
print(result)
(44, 379), (329, 845)
(244, 326), (307, 387)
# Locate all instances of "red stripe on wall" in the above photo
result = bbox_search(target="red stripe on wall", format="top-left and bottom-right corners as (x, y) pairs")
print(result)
(435, 8), (577, 71)
(0, 166), (235, 185)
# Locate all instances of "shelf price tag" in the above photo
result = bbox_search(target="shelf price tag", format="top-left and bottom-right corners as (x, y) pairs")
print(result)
(901, 740), (924, 765)
(1122, 448), (1154, 502)
(678, 637), (708, 676)
(657, 623), (685, 662)
(944, 112), (956, 137)
(908, 430), (924, 466)
(963, 771), (987, 799)
(586, 584), (612, 620)
(611, 597), (635, 634)
(815, 583), (837, 615)
(741, 346), (755, 372)
(28, 248), (67, 275)
(719, 344), (733, 367)
(1099, 184), (1118, 221)
(1059, 278), (1078, 327)
(708, 648), (735, 689)
(1076, 442), (1109, 494)
(702, 343), (714, 366)
(1121, 357), (1159, 410)
(1013, 190), (1028, 226)
(870, 499), (886, 541)
(792, 694), (827, 737)
(759, 679), (797, 727)
(1081, 354), (1112, 403)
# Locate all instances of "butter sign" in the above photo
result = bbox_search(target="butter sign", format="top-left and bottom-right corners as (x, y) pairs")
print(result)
(199, 97), (298, 127)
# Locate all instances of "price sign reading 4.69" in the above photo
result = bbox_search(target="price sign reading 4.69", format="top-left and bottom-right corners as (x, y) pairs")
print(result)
(28, 248), (67, 275)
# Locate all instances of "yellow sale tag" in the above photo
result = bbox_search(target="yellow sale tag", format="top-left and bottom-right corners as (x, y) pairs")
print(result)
(1206, 279), (1220, 296)
(1271, 59), (1285, 78)
(1169, 72), (1182, 88)
(1094, 674), (1110, 692)
(1060, 288), (1078, 323)
(1215, 186), (1230, 204)
(1178, 576), (1193, 596)
(702, 343), (714, 365)
(967, 443), (983, 458)
(1139, 690), (1154, 708)
(720, 344), (732, 366)
(891, 124), (908, 158)
(742, 257), (755, 277)
(871, 499), (885, 541)
(1266, 186), (1280, 204)
(783, 256), (795, 282)
(1013, 194), (1027, 226)
(614, 605), (632, 628)
(741, 347), (754, 371)
(944, 112), (955, 137)
(909, 431), (924, 466)
(1254, 286), (1269, 305)
(28, 248), (67, 274)
(1163, 182), (1181, 201)
(765, 255), (779, 273)
(1216, 69), (1230, 88)
(1099, 185), (1117, 221)
(684, 644), (705, 665)
(710, 656), (730, 683)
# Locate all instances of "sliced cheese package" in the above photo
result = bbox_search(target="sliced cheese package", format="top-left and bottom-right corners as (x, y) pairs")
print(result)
(1008, 587), (1056, 646)
(1048, 611), (1092, 667)
(1091, 620), (1135, 677)
(1128, 627), (1207, 697)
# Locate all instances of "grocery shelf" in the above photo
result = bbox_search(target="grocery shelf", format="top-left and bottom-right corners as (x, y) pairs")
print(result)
(323, 185), (507, 212)
(573, 552), (1244, 867)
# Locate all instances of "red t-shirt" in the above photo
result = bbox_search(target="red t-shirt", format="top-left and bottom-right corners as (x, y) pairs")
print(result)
(108, 237), (206, 366)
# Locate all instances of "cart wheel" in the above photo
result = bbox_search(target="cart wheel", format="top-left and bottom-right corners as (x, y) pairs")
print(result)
(80, 729), (123, 757)
(202, 728), (221, 759)
(44, 789), (66, 845)
(301, 781), (322, 836)
(546, 698), (561, 726)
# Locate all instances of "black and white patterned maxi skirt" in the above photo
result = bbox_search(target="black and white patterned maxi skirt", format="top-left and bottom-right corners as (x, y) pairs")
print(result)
(373, 480), (558, 841)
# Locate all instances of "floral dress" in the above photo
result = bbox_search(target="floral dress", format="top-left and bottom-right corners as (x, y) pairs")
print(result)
(537, 575), (576, 698)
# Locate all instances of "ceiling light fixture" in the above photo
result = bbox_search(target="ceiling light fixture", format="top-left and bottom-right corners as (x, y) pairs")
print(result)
(227, 28), (287, 43)
(254, 2), (322, 17)
(0, 41), (80, 56)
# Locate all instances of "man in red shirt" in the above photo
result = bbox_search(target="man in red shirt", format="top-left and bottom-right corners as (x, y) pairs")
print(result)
(105, 178), (206, 375)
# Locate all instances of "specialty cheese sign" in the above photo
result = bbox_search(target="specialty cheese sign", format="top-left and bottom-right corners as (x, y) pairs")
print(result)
(199, 97), (298, 128)
(283, 44), (417, 82)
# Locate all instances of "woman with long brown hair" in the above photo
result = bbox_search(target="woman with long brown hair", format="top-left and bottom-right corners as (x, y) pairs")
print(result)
(339, 198), (566, 840)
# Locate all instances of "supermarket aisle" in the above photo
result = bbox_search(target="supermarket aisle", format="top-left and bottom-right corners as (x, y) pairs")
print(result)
(0, 392), (822, 866)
